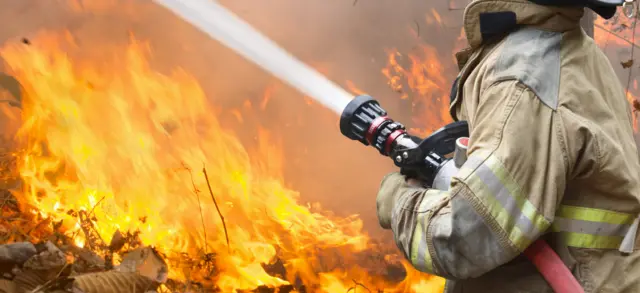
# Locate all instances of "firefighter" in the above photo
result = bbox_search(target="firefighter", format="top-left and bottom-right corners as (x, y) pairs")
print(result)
(375, 0), (640, 292)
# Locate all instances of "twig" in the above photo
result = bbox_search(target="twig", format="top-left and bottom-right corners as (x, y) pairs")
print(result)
(346, 279), (372, 293)
(0, 192), (17, 210)
(182, 163), (208, 254)
(352, 0), (358, 6)
(202, 164), (230, 253)
(626, 8), (639, 98)
(24, 217), (49, 235)
(69, 195), (105, 248)
(87, 195), (106, 218)
(414, 20), (420, 37)
(595, 23), (640, 50)
(28, 263), (70, 293)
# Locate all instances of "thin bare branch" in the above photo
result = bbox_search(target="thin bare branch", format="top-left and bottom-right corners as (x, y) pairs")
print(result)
(595, 23), (640, 49)
(183, 162), (209, 254)
(202, 164), (230, 252)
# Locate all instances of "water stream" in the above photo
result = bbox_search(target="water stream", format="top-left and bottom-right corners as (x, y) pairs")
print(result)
(153, 0), (354, 114)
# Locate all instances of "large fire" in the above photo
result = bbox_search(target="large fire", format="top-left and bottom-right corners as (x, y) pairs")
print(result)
(0, 31), (445, 292)
(3, 4), (639, 293)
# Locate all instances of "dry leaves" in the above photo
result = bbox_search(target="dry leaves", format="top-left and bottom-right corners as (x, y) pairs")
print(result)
(622, 59), (635, 69)
(116, 247), (168, 284)
(0, 279), (18, 293)
(71, 271), (159, 293)
(0, 241), (165, 293)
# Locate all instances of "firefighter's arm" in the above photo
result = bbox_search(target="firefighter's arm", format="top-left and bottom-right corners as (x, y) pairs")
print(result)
(377, 80), (569, 279)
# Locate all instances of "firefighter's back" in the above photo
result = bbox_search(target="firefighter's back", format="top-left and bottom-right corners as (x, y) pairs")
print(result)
(553, 26), (640, 293)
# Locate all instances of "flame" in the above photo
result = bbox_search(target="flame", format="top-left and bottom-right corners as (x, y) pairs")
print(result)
(426, 9), (443, 27)
(382, 44), (453, 136)
(345, 80), (367, 96)
(0, 31), (444, 292)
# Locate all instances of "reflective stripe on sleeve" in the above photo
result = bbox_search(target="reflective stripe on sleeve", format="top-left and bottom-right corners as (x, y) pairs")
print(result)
(552, 205), (636, 249)
(459, 152), (551, 251)
(409, 189), (448, 273)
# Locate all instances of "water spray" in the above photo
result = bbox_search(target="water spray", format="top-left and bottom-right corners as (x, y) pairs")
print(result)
(152, 0), (352, 114)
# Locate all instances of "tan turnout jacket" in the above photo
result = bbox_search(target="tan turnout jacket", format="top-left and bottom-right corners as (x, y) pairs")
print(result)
(379, 1), (640, 292)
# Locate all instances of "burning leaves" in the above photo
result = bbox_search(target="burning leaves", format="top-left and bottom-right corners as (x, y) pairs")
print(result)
(0, 31), (444, 292)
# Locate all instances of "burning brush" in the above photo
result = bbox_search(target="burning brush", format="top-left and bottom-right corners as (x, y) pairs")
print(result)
(0, 31), (448, 293)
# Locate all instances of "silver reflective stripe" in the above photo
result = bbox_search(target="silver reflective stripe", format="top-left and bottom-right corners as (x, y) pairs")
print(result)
(553, 217), (630, 237)
(455, 153), (486, 180)
(474, 163), (541, 241)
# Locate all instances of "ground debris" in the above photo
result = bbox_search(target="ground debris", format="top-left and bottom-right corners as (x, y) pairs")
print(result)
(1, 241), (163, 293)
(0, 279), (18, 293)
(71, 249), (105, 275)
(11, 242), (69, 292)
(0, 242), (36, 269)
(0, 176), (407, 293)
(107, 231), (125, 253)
(70, 271), (159, 293)
(238, 284), (298, 293)
(116, 247), (168, 283)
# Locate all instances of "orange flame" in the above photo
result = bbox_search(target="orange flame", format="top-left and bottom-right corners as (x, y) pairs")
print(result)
(345, 80), (367, 96)
(0, 31), (444, 292)
(382, 44), (453, 136)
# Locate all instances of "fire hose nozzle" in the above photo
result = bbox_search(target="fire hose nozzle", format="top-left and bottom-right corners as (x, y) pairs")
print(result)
(340, 95), (414, 155)
(339, 95), (469, 185)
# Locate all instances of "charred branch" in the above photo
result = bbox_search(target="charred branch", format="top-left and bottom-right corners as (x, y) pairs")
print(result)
(202, 165), (230, 253)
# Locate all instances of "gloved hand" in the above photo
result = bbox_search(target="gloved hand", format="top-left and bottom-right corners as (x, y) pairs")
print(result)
(376, 172), (423, 229)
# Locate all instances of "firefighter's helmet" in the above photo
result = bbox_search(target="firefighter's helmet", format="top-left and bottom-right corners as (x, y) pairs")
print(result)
(529, 0), (626, 19)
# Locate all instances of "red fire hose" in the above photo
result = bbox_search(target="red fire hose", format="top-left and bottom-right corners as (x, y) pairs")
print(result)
(523, 239), (585, 293)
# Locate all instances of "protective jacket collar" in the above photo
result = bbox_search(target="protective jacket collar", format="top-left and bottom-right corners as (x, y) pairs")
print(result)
(461, 0), (583, 49)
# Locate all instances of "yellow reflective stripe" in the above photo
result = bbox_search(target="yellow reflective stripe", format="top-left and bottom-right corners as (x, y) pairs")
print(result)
(555, 232), (623, 249)
(463, 153), (550, 252)
(553, 205), (636, 249)
(409, 189), (446, 273)
(556, 205), (635, 225)
(410, 217), (433, 272)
